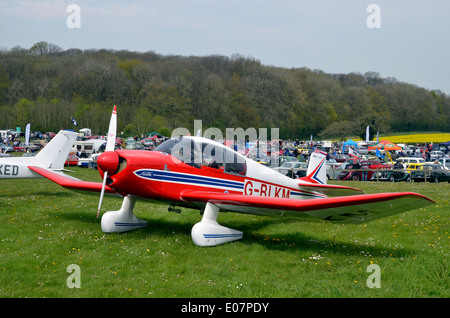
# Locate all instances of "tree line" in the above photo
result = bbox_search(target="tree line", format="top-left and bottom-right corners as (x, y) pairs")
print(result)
(0, 41), (449, 140)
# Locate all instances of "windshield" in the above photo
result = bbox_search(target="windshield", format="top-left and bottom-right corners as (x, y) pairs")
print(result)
(155, 138), (183, 154)
(156, 137), (246, 175)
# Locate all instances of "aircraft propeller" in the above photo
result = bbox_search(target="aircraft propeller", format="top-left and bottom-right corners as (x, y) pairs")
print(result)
(97, 105), (117, 218)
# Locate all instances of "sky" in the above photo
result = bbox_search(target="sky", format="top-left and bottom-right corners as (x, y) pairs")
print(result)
(1, 0), (449, 94)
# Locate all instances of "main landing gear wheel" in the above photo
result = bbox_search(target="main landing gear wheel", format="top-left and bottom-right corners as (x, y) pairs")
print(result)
(191, 202), (243, 247)
(101, 196), (147, 233)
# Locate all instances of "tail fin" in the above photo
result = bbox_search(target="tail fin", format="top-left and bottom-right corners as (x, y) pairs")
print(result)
(34, 130), (78, 170)
(299, 150), (327, 185)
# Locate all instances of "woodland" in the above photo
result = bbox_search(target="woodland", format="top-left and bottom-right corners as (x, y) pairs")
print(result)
(0, 41), (449, 140)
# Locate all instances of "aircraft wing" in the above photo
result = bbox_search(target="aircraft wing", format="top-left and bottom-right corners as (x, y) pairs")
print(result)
(180, 191), (435, 224)
(28, 166), (116, 194)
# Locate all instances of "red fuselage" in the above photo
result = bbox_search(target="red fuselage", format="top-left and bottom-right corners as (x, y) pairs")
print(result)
(99, 150), (245, 203)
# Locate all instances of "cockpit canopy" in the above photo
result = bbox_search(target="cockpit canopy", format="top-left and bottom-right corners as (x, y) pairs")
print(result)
(155, 137), (246, 175)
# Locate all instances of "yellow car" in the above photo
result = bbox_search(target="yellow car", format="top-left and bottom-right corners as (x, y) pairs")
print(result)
(398, 157), (425, 169)
(407, 163), (425, 171)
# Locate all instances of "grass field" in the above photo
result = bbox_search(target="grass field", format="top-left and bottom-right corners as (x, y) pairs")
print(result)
(0, 167), (448, 298)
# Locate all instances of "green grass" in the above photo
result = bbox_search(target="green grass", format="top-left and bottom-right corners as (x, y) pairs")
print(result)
(0, 167), (448, 298)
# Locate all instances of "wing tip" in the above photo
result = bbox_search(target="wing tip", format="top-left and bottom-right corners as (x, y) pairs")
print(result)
(400, 192), (436, 204)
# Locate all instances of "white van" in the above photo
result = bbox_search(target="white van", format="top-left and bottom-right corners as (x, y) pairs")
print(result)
(73, 139), (107, 155)
(397, 157), (425, 167)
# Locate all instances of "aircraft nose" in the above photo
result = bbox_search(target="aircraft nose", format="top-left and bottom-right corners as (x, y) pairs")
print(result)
(97, 151), (120, 175)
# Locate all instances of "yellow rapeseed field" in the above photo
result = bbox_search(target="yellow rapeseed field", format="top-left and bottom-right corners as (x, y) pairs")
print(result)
(376, 133), (450, 144)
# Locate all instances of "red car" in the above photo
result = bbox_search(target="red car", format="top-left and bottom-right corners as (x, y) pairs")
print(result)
(333, 154), (350, 163)
(13, 143), (40, 152)
(366, 159), (392, 169)
(65, 153), (79, 166)
(338, 159), (392, 181)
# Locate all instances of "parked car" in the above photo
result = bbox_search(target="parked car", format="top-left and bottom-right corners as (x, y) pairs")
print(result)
(337, 161), (371, 181)
(125, 141), (142, 150)
(141, 138), (156, 148)
(13, 142), (41, 152)
(273, 161), (308, 178)
(403, 146), (416, 156)
(333, 154), (350, 163)
(0, 143), (14, 153)
(344, 158), (362, 165)
(337, 159), (391, 181)
(407, 163), (425, 171)
(429, 151), (445, 161)
(397, 157), (426, 168)
(369, 170), (411, 182)
(65, 153), (79, 166)
(437, 157), (450, 169)
(326, 162), (341, 180)
(278, 155), (299, 166)
(365, 159), (392, 170)
(345, 158), (391, 169)
(410, 163), (450, 183)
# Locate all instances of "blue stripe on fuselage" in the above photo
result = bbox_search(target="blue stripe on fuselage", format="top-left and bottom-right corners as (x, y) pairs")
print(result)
(134, 169), (244, 190)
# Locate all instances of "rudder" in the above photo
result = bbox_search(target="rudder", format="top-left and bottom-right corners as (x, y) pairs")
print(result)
(34, 130), (78, 170)
(300, 150), (327, 184)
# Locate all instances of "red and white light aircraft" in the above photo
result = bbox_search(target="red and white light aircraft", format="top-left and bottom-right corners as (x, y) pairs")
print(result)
(0, 130), (77, 179)
(29, 106), (435, 246)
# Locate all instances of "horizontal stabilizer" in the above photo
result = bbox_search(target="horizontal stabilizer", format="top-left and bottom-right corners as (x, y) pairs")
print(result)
(298, 182), (364, 197)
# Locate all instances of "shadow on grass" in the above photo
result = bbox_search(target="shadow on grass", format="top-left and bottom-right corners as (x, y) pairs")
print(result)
(55, 208), (415, 259)
(234, 219), (415, 258)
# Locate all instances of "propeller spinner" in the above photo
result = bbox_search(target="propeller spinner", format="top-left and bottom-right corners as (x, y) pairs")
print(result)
(97, 151), (120, 176)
